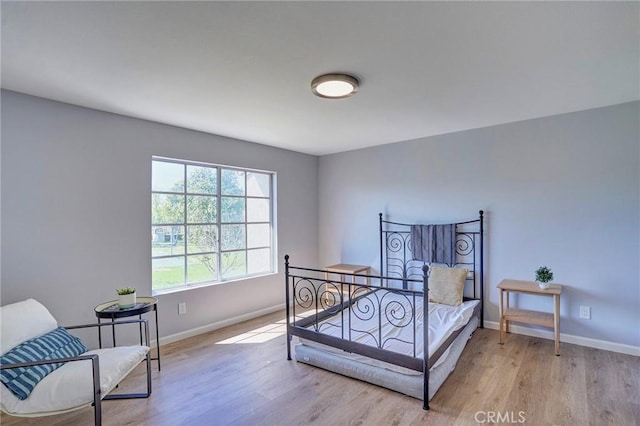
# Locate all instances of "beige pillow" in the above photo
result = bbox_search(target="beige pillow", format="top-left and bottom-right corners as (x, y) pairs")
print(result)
(428, 266), (469, 306)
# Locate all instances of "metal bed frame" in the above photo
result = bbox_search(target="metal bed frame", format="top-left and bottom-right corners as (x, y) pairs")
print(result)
(285, 211), (484, 410)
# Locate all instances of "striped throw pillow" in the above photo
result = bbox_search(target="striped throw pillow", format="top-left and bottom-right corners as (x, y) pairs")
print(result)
(0, 327), (88, 400)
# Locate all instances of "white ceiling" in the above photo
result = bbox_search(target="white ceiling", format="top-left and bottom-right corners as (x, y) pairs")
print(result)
(2, 1), (638, 156)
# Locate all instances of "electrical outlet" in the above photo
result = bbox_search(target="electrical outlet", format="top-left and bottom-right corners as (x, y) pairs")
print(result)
(178, 302), (187, 315)
(579, 305), (590, 319)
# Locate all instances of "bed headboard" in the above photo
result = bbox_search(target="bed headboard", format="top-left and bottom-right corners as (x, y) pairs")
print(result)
(379, 211), (484, 319)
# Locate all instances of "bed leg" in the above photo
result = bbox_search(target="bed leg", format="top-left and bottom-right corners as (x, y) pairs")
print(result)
(285, 254), (292, 361)
(423, 377), (429, 410)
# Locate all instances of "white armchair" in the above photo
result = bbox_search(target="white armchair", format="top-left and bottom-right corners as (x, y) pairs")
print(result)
(0, 299), (151, 425)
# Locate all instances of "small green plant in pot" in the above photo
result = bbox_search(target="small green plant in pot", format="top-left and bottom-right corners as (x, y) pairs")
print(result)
(535, 266), (553, 289)
(116, 287), (137, 309)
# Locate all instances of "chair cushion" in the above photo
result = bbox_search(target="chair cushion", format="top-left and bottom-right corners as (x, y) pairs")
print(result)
(1, 327), (88, 400)
(0, 345), (149, 416)
(1, 299), (58, 356)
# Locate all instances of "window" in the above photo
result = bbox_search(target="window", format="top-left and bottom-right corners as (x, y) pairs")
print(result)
(152, 158), (275, 293)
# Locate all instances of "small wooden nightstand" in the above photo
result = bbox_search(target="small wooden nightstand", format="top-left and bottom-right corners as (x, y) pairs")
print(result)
(323, 264), (370, 303)
(497, 279), (563, 355)
(325, 264), (370, 282)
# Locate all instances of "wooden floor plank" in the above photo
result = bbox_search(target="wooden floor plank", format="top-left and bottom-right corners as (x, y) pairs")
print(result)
(1, 311), (638, 425)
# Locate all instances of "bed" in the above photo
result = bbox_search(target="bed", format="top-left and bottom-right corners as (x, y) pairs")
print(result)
(285, 211), (484, 409)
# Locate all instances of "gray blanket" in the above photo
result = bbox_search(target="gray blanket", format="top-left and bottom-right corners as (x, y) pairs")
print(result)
(410, 224), (456, 264)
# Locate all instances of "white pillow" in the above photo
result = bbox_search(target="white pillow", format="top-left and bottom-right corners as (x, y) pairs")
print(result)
(1, 299), (58, 355)
(428, 266), (469, 306)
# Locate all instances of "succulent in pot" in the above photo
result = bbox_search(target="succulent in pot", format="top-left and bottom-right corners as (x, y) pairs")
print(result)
(116, 287), (136, 309)
(535, 266), (554, 290)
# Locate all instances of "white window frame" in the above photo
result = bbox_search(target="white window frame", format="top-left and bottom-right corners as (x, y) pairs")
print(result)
(151, 157), (276, 294)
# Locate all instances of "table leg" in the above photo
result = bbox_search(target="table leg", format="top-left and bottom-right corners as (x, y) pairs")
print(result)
(499, 289), (504, 345)
(505, 292), (510, 333)
(138, 314), (143, 345)
(97, 318), (103, 348)
(324, 271), (329, 304)
(554, 294), (560, 356)
(111, 320), (116, 348)
(154, 307), (161, 371)
(340, 274), (348, 302)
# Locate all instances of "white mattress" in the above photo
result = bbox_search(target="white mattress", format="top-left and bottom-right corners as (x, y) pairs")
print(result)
(296, 316), (479, 401)
(299, 290), (479, 376)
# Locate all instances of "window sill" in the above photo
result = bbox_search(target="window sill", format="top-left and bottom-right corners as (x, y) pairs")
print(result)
(152, 271), (278, 296)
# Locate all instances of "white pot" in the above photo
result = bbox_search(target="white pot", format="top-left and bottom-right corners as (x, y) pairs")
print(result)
(118, 292), (136, 309)
(537, 281), (550, 290)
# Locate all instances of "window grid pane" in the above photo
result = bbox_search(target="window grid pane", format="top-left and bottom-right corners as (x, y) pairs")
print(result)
(187, 195), (217, 224)
(152, 226), (185, 256)
(221, 251), (247, 279)
(186, 225), (218, 254)
(221, 224), (246, 251)
(152, 162), (184, 193)
(152, 194), (185, 225)
(152, 257), (185, 291)
(247, 198), (270, 222)
(187, 165), (217, 195)
(187, 254), (218, 283)
(221, 197), (245, 223)
(246, 172), (270, 197)
(221, 169), (245, 196)
(248, 248), (271, 274)
(247, 223), (270, 249)
(152, 159), (274, 292)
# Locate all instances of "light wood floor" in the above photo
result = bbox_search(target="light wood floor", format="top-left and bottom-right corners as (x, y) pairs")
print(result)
(2, 311), (639, 426)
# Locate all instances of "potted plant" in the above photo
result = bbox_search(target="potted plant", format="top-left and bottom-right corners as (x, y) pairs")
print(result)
(116, 287), (137, 309)
(535, 266), (553, 289)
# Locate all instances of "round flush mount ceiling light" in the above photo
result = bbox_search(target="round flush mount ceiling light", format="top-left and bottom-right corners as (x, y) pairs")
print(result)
(311, 73), (359, 99)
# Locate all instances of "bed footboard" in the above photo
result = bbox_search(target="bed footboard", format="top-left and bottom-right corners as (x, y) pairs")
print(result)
(285, 255), (434, 408)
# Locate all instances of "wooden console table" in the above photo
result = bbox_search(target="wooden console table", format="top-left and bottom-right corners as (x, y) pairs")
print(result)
(497, 279), (562, 355)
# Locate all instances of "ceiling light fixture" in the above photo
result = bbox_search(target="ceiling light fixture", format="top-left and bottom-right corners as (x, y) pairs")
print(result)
(311, 73), (359, 99)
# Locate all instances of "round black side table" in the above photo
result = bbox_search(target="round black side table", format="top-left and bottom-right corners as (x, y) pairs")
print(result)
(94, 296), (161, 370)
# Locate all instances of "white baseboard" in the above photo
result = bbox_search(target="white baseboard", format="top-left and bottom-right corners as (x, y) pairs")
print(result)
(484, 320), (640, 356)
(151, 303), (285, 347)
(150, 308), (639, 357)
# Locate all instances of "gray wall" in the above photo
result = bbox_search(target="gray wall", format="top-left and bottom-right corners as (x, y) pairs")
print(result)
(1, 90), (318, 346)
(2, 90), (638, 349)
(319, 102), (639, 347)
